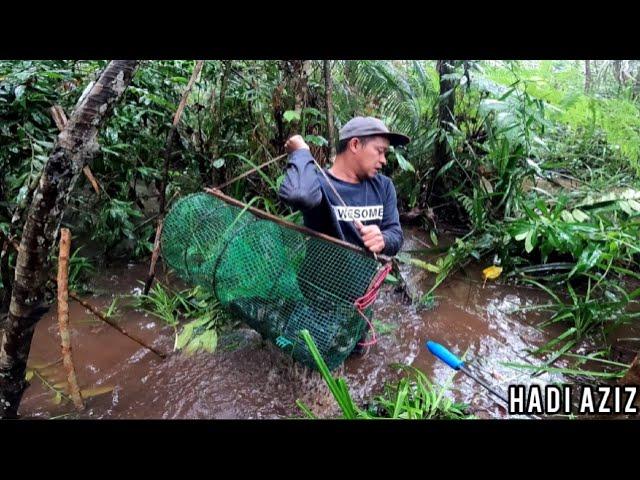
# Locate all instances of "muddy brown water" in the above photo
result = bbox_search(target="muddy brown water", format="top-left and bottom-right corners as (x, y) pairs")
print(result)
(18, 228), (638, 419)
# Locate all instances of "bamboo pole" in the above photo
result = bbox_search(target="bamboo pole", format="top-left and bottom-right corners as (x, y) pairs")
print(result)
(56, 228), (84, 412)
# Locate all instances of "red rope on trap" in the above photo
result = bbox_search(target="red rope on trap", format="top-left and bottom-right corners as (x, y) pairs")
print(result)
(354, 262), (393, 347)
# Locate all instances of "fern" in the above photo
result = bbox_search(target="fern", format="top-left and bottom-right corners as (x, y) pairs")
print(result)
(456, 192), (474, 220)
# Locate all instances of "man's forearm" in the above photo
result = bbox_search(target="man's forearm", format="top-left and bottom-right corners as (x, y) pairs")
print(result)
(278, 149), (322, 211)
(380, 179), (404, 256)
(382, 228), (403, 256)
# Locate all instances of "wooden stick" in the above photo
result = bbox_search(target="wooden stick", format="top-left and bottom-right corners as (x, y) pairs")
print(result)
(216, 154), (287, 190)
(49, 105), (68, 131)
(67, 290), (166, 359)
(204, 187), (391, 264)
(172, 61), (205, 126)
(51, 105), (101, 195)
(622, 353), (640, 385)
(142, 219), (164, 295)
(159, 60), (205, 216)
(145, 60), (204, 295)
(6, 238), (166, 359)
(56, 228), (84, 412)
(82, 165), (101, 195)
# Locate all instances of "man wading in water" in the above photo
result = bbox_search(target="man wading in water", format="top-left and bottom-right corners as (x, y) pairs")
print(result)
(279, 116), (410, 354)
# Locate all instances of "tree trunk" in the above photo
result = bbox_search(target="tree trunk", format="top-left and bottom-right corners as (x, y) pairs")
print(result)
(613, 60), (623, 91)
(585, 60), (592, 93)
(0, 176), (4, 219)
(323, 60), (336, 164)
(634, 66), (640, 100)
(0, 172), (42, 312)
(0, 234), (11, 314)
(272, 81), (286, 151)
(425, 60), (457, 205)
(280, 60), (311, 141)
(0, 60), (138, 419)
(291, 60), (311, 116)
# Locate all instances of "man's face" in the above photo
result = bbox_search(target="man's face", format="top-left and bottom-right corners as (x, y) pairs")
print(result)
(352, 136), (390, 179)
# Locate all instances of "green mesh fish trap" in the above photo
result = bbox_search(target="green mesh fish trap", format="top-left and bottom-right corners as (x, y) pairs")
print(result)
(160, 192), (384, 370)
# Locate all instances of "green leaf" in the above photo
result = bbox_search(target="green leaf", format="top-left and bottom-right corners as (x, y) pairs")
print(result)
(619, 201), (635, 215)
(515, 230), (529, 242)
(480, 177), (493, 194)
(498, 87), (517, 101)
(394, 150), (415, 172)
(302, 107), (322, 117)
(81, 386), (114, 398)
(479, 98), (509, 113)
(575, 248), (603, 275)
(439, 88), (456, 101)
(14, 85), (26, 100)
(229, 153), (278, 192)
(283, 110), (301, 123)
(304, 134), (328, 147)
(435, 159), (454, 179)
(199, 329), (218, 353)
(151, 93), (176, 110)
(501, 362), (624, 379)
(384, 274), (399, 284)
(560, 210), (574, 223)
(296, 399), (317, 419)
(299, 329), (359, 419)
(101, 146), (122, 157)
(628, 199), (640, 212)
(185, 337), (201, 354)
(525, 229), (536, 253)
(175, 323), (194, 350)
(402, 255), (440, 273)
(531, 135), (548, 150)
(424, 263), (441, 273)
(571, 209), (589, 222)
(430, 230), (439, 246)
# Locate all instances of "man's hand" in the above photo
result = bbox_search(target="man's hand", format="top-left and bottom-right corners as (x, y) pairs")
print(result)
(285, 134), (310, 153)
(357, 222), (385, 254)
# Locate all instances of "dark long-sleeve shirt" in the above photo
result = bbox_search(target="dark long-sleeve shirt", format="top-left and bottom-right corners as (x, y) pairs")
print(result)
(278, 149), (403, 256)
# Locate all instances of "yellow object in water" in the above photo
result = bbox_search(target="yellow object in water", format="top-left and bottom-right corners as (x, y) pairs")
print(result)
(482, 265), (503, 287)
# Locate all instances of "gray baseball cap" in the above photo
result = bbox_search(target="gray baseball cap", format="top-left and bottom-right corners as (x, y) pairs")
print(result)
(339, 116), (410, 147)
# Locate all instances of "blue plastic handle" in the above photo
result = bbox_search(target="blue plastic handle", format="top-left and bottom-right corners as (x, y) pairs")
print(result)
(426, 341), (464, 370)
